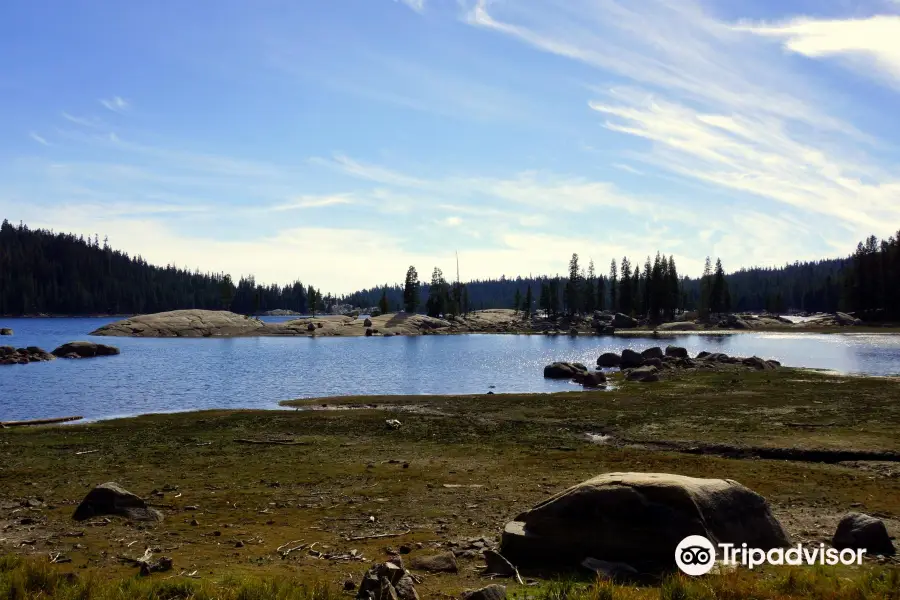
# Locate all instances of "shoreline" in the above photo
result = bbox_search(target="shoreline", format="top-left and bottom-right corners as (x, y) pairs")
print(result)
(6, 365), (897, 426)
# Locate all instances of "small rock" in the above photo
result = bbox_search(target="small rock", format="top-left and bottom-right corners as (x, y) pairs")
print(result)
(833, 513), (896, 556)
(462, 585), (506, 600)
(411, 551), (458, 573)
(344, 579), (357, 591)
(626, 366), (660, 383)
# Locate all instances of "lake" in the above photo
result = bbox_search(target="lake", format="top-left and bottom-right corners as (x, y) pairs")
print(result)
(2, 317), (899, 422)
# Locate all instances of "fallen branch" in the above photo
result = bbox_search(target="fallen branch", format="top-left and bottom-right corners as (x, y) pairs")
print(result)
(276, 539), (307, 558)
(345, 528), (412, 542)
(48, 552), (71, 564)
(233, 439), (310, 446)
(1, 416), (83, 428)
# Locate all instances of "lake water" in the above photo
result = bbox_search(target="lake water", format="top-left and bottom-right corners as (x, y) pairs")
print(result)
(1, 317), (899, 422)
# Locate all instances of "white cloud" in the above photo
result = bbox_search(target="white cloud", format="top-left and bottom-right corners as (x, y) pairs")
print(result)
(271, 194), (355, 211)
(613, 163), (643, 175)
(100, 96), (130, 113)
(395, 0), (425, 13)
(61, 112), (105, 128)
(29, 132), (49, 146)
(735, 16), (900, 90)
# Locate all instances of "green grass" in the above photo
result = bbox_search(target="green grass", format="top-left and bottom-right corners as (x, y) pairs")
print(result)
(2, 555), (898, 600)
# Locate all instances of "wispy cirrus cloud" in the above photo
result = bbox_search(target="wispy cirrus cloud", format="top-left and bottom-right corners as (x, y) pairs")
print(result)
(462, 0), (900, 246)
(735, 16), (900, 90)
(394, 0), (425, 13)
(61, 112), (105, 128)
(29, 132), (49, 146)
(271, 194), (356, 211)
(100, 96), (130, 113)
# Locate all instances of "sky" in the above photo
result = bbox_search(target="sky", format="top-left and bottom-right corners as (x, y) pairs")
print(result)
(2, 0), (900, 294)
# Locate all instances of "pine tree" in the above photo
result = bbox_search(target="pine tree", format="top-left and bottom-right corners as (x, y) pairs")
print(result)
(619, 258), (632, 315)
(609, 260), (618, 312)
(220, 275), (236, 310)
(643, 256), (653, 318)
(549, 277), (561, 318)
(425, 267), (448, 318)
(710, 258), (728, 315)
(565, 253), (580, 316)
(539, 282), (550, 316)
(378, 287), (390, 315)
(402, 266), (419, 313)
(584, 260), (596, 314)
(513, 289), (522, 314)
(699, 256), (713, 318)
(667, 255), (680, 319)
(597, 276), (606, 311)
(524, 285), (533, 318)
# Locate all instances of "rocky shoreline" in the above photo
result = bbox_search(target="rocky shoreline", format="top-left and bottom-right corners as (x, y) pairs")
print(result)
(85, 308), (885, 339)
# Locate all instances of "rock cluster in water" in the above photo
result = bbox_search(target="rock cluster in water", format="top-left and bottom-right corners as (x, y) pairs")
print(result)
(543, 346), (781, 386)
(1, 341), (120, 365)
(0, 345), (55, 365)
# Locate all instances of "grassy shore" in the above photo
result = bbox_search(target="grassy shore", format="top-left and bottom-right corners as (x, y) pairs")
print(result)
(2, 369), (898, 598)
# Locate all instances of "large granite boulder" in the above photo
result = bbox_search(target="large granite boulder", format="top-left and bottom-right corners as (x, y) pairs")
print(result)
(73, 482), (163, 522)
(620, 349), (643, 369)
(52, 341), (120, 359)
(835, 312), (863, 326)
(640, 347), (664, 360)
(597, 352), (621, 368)
(91, 310), (266, 337)
(613, 313), (638, 328)
(573, 371), (607, 388)
(665, 346), (688, 359)
(832, 513), (895, 556)
(500, 473), (790, 569)
(543, 362), (588, 379)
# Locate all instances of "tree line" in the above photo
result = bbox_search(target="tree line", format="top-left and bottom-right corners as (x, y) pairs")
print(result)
(0, 220), (324, 316)
(342, 231), (900, 322)
(2, 219), (898, 320)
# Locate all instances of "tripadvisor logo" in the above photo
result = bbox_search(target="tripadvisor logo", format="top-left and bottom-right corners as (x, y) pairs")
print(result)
(675, 535), (867, 576)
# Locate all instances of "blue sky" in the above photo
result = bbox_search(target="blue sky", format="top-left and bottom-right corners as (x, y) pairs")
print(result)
(2, 0), (900, 293)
